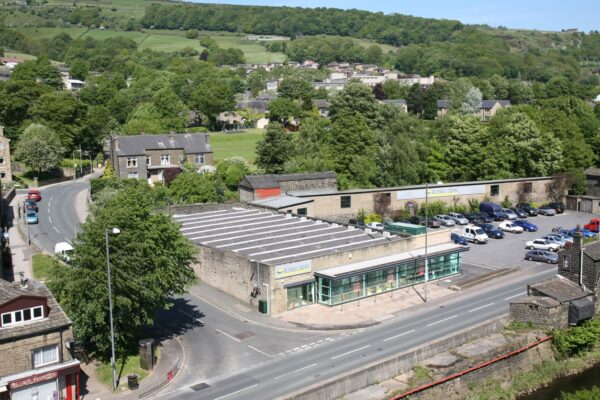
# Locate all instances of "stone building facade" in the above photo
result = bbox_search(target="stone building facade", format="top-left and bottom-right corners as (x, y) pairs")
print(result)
(0, 126), (12, 185)
(558, 233), (600, 307)
(238, 172), (338, 201)
(509, 296), (568, 328)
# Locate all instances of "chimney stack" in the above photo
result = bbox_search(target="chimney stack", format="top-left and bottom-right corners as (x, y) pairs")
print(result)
(573, 226), (583, 250)
(19, 271), (28, 288)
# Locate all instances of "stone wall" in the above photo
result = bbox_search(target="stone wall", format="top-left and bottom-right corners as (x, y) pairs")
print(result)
(280, 177), (338, 193)
(509, 301), (568, 329)
(558, 235), (600, 308)
(0, 327), (73, 376)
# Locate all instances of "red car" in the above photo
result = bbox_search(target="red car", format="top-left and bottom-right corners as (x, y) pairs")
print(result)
(27, 190), (41, 202)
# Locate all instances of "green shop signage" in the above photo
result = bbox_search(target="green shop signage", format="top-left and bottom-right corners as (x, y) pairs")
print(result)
(275, 260), (312, 279)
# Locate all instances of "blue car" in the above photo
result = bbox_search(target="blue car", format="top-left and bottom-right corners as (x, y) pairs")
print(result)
(451, 232), (469, 246)
(567, 228), (596, 238)
(26, 210), (38, 224)
(513, 219), (538, 232)
(476, 223), (505, 239)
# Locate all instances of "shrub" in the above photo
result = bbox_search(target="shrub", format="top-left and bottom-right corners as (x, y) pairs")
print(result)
(552, 319), (600, 358)
(468, 198), (480, 212)
(364, 214), (382, 224)
(501, 195), (512, 208)
(419, 200), (446, 217)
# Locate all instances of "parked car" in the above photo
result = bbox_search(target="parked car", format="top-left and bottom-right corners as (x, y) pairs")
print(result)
(366, 222), (384, 230)
(27, 189), (41, 202)
(525, 239), (560, 252)
(24, 198), (38, 212)
(567, 228), (597, 238)
(541, 235), (566, 248)
(479, 202), (507, 221)
(451, 232), (469, 246)
(516, 203), (539, 216)
(418, 216), (442, 228)
(54, 242), (74, 262)
(435, 214), (456, 227)
(464, 212), (483, 223)
(525, 250), (559, 264)
(584, 218), (600, 233)
(511, 208), (529, 219)
(26, 210), (38, 224)
(549, 232), (573, 244)
(546, 201), (565, 214)
(462, 225), (488, 244)
(476, 223), (505, 239)
(447, 212), (469, 225)
(499, 220), (524, 233)
(512, 219), (538, 232)
(538, 205), (557, 216)
(502, 208), (518, 220)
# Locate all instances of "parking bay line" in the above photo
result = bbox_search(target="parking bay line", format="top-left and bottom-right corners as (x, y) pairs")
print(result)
(383, 329), (415, 342)
(427, 315), (458, 327)
(331, 345), (371, 360)
(273, 363), (318, 381)
(248, 345), (272, 358)
(215, 328), (241, 343)
(213, 384), (259, 400)
(468, 303), (494, 313)
(504, 292), (527, 301)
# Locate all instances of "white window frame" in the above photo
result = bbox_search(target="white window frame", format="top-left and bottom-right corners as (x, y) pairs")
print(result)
(33, 344), (59, 368)
(160, 155), (170, 166)
(1, 305), (44, 327)
(126, 157), (137, 168)
(194, 154), (205, 165)
(127, 172), (139, 179)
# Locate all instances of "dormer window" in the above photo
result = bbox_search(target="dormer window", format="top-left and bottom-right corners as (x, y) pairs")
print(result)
(1, 306), (44, 327)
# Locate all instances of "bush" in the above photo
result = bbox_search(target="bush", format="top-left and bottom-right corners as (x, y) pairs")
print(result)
(468, 198), (480, 212)
(185, 29), (199, 39)
(364, 214), (382, 224)
(501, 195), (512, 208)
(61, 159), (91, 168)
(553, 319), (600, 358)
(419, 200), (446, 217)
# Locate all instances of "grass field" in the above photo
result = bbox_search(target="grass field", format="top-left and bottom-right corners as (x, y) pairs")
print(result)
(209, 128), (264, 165)
(97, 354), (149, 388)
(32, 253), (56, 281)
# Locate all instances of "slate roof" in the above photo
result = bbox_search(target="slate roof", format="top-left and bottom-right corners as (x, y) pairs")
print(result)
(584, 240), (600, 261)
(437, 100), (448, 108)
(585, 167), (600, 177)
(437, 99), (511, 109)
(510, 295), (561, 308)
(312, 99), (331, 109)
(0, 280), (72, 342)
(529, 275), (593, 303)
(382, 99), (407, 106)
(114, 133), (212, 157)
(239, 172), (337, 190)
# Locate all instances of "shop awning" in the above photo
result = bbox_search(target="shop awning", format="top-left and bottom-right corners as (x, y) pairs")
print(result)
(283, 278), (315, 288)
(314, 242), (468, 279)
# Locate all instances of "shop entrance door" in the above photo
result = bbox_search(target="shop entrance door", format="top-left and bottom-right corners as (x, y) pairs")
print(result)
(286, 283), (314, 310)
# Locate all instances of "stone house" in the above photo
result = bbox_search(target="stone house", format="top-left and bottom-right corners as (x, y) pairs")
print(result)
(381, 99), (408, 113)
(312, 99), (331, 117)
(437, 100), (511, 121)
(558, 232), (600, 307)
(0, 279), (80, 400)
(108, 133), (213, 184)
(238, 172), (338, 201)
(0, 127), (12, 185)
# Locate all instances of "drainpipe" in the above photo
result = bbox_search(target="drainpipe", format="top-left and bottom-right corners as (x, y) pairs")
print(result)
(263, 282), (270, 315)
(580, 245), (587, 291)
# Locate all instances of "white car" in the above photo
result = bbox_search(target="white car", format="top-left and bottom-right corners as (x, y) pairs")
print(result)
(435, 215), (456, 227)
(526, 239), (560, 252)
(542, 235), (566, 248)
(462, 225), (488, 244)
(502, 208), (518, 220)
(54, 242), (74, 262)
(366, 222), (383, 231)
(447, 212), (469, 225)
(499, 221), (524, 233)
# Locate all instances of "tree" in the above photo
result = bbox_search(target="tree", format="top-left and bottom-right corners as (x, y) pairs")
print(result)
(216, 157), (250, 192)
(47, 184), (196, 360)
(191, 80), (235, 130)
(546, 173), (575, 202)
(69, 59), (90, 80)
(328, 81), (383, 129)
(277, 76), (315, 101)
(365, 44), (383, 64)
(185, 29), (199, 39)
(103, 159), (115, 178)
(169, 172), (219, 204)
(255, 123), (293, 173)
(15, 124), (64, 172)
(448, 78), (481, 115)
(268, 97), (300, 125)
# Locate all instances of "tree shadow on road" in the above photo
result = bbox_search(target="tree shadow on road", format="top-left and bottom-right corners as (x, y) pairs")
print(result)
(146, 297), (205, 342)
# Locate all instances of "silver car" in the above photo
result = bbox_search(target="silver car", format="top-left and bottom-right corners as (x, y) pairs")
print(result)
(435, 214), (456, 227)
(538, 206), (557, 216)
(447, 212), (469, 225)
(542, 235), (567, 248)
(502, 208), (518, 220)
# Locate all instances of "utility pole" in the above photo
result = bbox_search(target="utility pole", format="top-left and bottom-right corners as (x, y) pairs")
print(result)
(424, 182), (429, 302)
(105, 227), (120, 391)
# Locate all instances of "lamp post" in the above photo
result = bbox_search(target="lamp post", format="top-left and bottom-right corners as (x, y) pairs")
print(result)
(105, 227), (120, 391)
(424, 182), (429, 302)
(84, 151), (93, 173)
(71, 151), (77, 181)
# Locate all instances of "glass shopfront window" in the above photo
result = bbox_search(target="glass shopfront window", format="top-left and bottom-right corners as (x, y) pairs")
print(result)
(287, 283), (314, 310)
(316, 252), (462, 306)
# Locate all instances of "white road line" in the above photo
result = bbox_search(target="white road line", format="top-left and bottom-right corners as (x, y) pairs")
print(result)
(48, 216), (53, 224)
(466, 262), (497, 271)
(504, 291), (527, 301)
(53, 226), (60, 233)
(213, 384), (259, 400)
(215, 329), (241, 343)
(330, 345), (371, 360)
(248, 345), (272, 358)
(383, 329), (416, 342)
(427, 315), (458, 327)
(468, 303), (495, 313)
(273, 363), (317, 381)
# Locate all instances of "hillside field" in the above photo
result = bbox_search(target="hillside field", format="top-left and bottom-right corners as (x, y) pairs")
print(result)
(209, 129), (264, 165)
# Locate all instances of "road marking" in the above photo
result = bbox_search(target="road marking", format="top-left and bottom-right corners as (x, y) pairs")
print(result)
(383, 329), (416, 342)
(213, 384), (258, 400)
(466, 262), (497, 271)
(53, 226), (60, 233)
(273, 363), (317, 381)
(215, 329), (241, 343)
(427, 315), (458, 327)
(248, 345), (272, 358)
(48, 215), (53, 224)
(331, 345), (371, 360)
(504, 292), (527, 301)
(468, 303), (494, 313)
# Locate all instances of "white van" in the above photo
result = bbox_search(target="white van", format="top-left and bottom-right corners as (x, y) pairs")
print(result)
(54, 242), (74, 262)
(462, 225), (489, 244)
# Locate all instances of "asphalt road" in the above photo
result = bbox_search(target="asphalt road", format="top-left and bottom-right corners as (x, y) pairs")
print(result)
(26, 180), (89, 253)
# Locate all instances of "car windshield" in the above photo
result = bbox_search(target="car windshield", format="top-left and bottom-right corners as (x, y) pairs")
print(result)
(27, 212), (36, 218)
(474, 228), (484, 235)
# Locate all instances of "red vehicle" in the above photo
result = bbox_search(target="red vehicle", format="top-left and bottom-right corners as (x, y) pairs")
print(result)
(584, 218), (600, 233)
(27, 189), (41, 202)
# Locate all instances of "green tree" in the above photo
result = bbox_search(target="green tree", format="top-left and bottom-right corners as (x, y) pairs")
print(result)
(169, 172), (219, 204)
(185, 29), (199, 39)
(69, 59), (90, 80)
(103, 159), (115, 178)
(278, 76), (315, 101)
(191, 80), (235, 129)
(47, 184), (196, 360)
(448, 79), (481, 115)
(199, 36), (219, 52)
(328, 80), (383, 129)
(255, 123), (293, 173)
(216, 157), (250, 192)
(268, 97), (300, 125)
(365, 44), (383, 64)
(15, 124), (65, 172)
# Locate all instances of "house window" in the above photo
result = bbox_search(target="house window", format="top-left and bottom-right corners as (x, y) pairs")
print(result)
(340, 195), (352, 209)
(523, 182), (533, 194)
(0, 172), (5, 179)
(1, 306), (44, 327)
(160, 155), (170, 166)
(194, 154), (205, 165)
(33, 344), (59, 368)
(490, 184), (500, 197)
(127, 172), (138, 179)
(0, 156), (4, 165)
(146, 156), (151, 167)
(126, 157), (137, 168)
(297, 208), (307, 216)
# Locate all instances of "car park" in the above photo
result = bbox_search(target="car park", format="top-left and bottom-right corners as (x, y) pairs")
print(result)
(26, 210), (38, 224)
(511, 208), (529, 219)
(447, 212), (469, 225)
(451, 232), (469, 246)
(502, 208), (518, 220)
(516, 203), (539, 216)
(525, 250), (559, 264)
(538, 205), (557, 216)
(435, 214), (456, 227)
(27, 189), (41, 202)
(462, 225), (488, 244)
(24, 198), (38, 212)
(541, 235), (566, 248)
(512, 219), (538, 232)
(546, 202), (565, 214)
(525, 239), (559, 252)
(499, 220), (524, 233)
(476, 223), (505, 239)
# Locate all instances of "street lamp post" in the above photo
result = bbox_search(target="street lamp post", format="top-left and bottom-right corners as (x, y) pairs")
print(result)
(424, 182), (429, 302)
(105, 227), (120, 391)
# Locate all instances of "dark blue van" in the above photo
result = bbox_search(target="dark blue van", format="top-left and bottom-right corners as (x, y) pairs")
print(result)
(479, 202), (507, 221)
